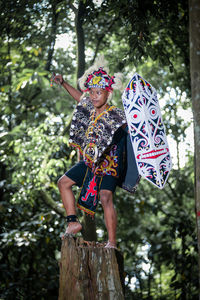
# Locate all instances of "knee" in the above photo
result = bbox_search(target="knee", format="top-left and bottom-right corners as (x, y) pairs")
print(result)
(100, 190), (113, 207)
(57, 175), (73, 191)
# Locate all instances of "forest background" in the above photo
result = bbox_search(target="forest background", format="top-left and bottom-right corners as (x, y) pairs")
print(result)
(0, 0), (199, 299)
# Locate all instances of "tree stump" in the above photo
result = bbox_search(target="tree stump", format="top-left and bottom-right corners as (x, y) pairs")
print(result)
(58, 236), (125, 300)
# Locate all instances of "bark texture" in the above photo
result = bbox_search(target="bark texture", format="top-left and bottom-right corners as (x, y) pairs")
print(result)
(189, 0), (200, 293)
(75, 1), (86, 82)
(58, 236), (124, 300)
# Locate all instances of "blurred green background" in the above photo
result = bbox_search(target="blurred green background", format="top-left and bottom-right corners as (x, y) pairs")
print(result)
(0, 0), (197, 299)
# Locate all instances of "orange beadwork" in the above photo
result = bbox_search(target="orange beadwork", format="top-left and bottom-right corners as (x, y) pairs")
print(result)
(95, 145), (118, 177)
(85, 104), (114, 139)
(69, 97), (126, 164)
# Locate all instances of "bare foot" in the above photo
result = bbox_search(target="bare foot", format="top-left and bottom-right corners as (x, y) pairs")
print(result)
(62, 222), (82, 239)
(105, 241), (117, 249)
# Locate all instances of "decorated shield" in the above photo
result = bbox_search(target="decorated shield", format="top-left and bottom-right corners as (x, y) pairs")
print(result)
(122, 73), (172, 189)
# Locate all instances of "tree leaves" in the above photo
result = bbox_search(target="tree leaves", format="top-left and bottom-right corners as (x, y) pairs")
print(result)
(0, 0), (197, 299)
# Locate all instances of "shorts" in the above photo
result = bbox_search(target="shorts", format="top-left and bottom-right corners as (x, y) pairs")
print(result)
(65, 160), (118, 193)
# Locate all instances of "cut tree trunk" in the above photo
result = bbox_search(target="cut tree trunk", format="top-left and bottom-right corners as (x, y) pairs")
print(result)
(189, 0), (200, 292)
(58, 236), (125, 300)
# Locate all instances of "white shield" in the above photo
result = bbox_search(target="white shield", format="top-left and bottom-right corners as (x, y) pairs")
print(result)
(122, 73), (172, 189)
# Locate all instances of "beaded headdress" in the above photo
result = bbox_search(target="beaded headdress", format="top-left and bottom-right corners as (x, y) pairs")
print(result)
(79, 56), (123, 94)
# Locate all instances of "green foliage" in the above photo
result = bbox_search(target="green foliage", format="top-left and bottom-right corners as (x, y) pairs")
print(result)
(114, 161), (197, 299)
(0, 0), (197, 299)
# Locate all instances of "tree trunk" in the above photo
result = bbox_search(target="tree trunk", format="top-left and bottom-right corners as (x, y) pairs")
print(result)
(45, 1), (60, 72)
(189, 0), (200, 293)
(58, 236), (125, 300)
(75, 1), (86, 83)
(81, 214), (98, 241)
(73, 1), (97, 241)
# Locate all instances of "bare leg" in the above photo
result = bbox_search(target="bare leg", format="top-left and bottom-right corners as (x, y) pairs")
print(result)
(57, 175), (82, 235)
(100, 190), (117, 248)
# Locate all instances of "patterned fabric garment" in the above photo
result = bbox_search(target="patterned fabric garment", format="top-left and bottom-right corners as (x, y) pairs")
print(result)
(68, 97), (127, 216)
(77, 167), (100, 216)
(94, 144), (119, 177)
(77, 129), (126, 216)
(69, 97), (127, 165)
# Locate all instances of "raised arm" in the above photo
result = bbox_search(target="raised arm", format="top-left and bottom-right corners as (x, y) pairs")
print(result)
(52, 74), (82, 103)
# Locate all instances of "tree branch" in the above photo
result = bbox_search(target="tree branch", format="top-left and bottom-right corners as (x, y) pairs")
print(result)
(92, 17), (120, 64)
(45, 2), (60, 71)
(69, 3), (77, 14)
(167, 181), (178, 199)
(40, 190), (66, 217)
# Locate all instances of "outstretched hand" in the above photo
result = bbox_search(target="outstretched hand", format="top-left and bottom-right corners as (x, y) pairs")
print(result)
(50, 73), (64, 86)
(50, 73), (82, 102)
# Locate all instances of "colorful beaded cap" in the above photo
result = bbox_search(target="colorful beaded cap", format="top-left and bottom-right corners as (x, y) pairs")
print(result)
(78, 55), (123, 94)
(83, 67), (115, 92)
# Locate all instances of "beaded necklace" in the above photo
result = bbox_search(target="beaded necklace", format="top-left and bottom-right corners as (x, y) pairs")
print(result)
(83, 104), (115, 162)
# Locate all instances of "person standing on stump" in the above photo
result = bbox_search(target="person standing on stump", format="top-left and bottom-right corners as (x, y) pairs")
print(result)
(52, 57), (128, 249)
